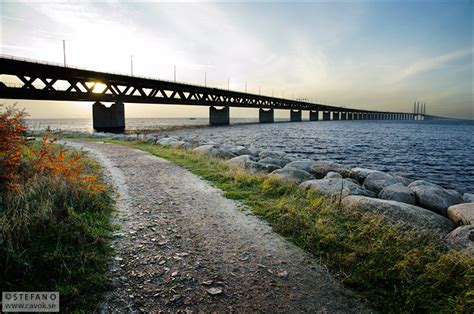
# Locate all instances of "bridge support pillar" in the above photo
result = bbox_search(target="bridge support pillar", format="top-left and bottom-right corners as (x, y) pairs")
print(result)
(348, 112), (353, 120)
(309, 110), (319, 121)
(341, 112), (347, 120)
(333, 112), (340, 120)
(290, 109), (302, 122)
(210, 106), (230, 125)
(93, 101), (125, 132)
(323, 112), (330, 121)
(259, 108), (274, 123)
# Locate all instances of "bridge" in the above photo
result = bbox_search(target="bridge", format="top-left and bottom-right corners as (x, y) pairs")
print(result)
(0, 56), (424, 131)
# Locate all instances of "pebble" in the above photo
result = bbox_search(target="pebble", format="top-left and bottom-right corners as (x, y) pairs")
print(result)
(207, 287), (223, 295)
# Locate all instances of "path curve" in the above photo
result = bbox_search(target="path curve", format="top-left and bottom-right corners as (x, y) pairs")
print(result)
(65, 140), (369, 312)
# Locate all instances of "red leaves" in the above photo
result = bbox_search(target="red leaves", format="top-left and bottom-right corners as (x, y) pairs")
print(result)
(1, 106), (104, 193)
(0, 106), (27, 191)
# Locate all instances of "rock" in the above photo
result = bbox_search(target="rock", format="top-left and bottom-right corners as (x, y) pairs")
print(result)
(246, 161), (280, 173)
(283, 159), (318, 173)
(209, 148), (237, 160)
(269, 168), (313, 184)
(181, 142), (193, 150)
(464, 193), (474, 203)
(408, 180), (464, 216)
(349, 167), (380, 184)
(324, 171), (343, 179)
(156, 137), (180, 147)
(446, 225), (474, 256)
(310, 161), (350, 179)
(363, 172), (402, 194)
(192, 144), (215, 154)
(226, 155), (255, 167)
(447, 203), (474, 226)
(229, 146), (252, 156)
(379, 184), (416, 205)
(259, 150), (286, 159)
(259, 157), (291, 168)
(391, 174), (415, 186)
(300, 178), (373, 198)
(248, 147), (260, 157)
(341, 196), (453, 233)
(207, 287), (223, 295)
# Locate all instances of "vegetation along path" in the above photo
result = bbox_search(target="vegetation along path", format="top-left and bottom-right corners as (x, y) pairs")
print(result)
(65, 140), (368, 312)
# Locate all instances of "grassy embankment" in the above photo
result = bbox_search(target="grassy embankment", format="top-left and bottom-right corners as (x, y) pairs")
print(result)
(97, 138), (472, 313)
(0, 109), (115, 312)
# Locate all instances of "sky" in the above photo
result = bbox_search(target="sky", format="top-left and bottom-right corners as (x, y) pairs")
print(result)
(0, 0), (472, 119)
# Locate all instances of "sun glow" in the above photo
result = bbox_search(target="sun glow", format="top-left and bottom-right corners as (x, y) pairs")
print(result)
(92, 82), (107, 93)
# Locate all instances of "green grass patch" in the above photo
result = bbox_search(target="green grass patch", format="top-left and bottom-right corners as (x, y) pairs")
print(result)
(96, 139), (473, 313)
(0, 142), (115, 312)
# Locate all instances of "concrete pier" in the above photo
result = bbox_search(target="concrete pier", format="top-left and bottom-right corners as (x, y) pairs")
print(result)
(290, 109), (302, 122)
(323, 112), (330, 121)
(259, 108), (274, 123)
(93, 101), (125, 131)
(210, 106), (230, 125)
(309, 110), (319, 121)
(333, 112), (340, 120)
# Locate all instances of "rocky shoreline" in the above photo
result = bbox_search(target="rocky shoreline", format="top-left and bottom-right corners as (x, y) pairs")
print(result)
(42, 130), (474, 256)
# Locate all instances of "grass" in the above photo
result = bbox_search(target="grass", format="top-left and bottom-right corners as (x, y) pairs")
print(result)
(95, 138), (473, 313)
(0, 141), (115, 312)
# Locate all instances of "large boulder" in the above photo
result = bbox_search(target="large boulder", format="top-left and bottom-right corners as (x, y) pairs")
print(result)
(463, 193), (474, 203)
(246, 161), (280, 174)
(229, 146), (252, 156)
(259, 150), (286, 159)
(408, 180), (464, 216)
(324, 172), (343, 179)
(269, 168), (313, 184)
(310, 161), (350, 179)
(391, 174), (415, 187)
(349, 167), (380, 184)
(363, 172), (402, 194)
(259, 157), (291, 168)
(342, 196), (453, 234)
(226, 155), (255, 167)
(209, 148), (237, 160)
(283, 159), (318, 173)
(447, 203), (474, 226)
(192, 144), (215, 154)
(446, 225), (474, 256)
(300, 178), (373, 198)
(379, 183), (416, 205)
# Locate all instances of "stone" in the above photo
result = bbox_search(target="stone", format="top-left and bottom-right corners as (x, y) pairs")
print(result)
(379, 184), (416, 205)
(300, 178), (373, 198)
(229, 146), (253, 156)
(446, 225), (474, 256)
(349, 167), (379, 184)
(447, 203), (474, 226)
(283, 159), (318, 173)
(408, 180), (464, 216)
(269, 168), (314, 184)
(363, 172), (402, 194)
(259, 157), (291, 168)
(157, 137), (180, 147)
(464, 193), (474, 203)
(246, 161), (280, 173)
(209, 148), (237, 160)
(192, 144), (215, 154)
(226, 155), (255, 167)
(324, 171), (343, 179)
(342, 196), (453, 233)
(310, 161), (350, 179)
(259, 150), (286, 159)
(207, 287), (223, 295)
(391, 174), (415, 186)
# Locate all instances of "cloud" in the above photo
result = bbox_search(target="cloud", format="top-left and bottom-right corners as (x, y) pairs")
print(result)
(391, 47), (473, 83)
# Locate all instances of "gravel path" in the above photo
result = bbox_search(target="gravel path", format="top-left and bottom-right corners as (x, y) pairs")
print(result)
(64, 140), (369, 312)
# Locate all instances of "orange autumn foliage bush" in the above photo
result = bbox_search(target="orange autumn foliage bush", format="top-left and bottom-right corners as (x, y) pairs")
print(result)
(0, 106), (27, 191)
(0, 106), (104, 193)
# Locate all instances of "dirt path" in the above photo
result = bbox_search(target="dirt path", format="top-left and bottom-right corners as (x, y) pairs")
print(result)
(65, 140), (369, 312)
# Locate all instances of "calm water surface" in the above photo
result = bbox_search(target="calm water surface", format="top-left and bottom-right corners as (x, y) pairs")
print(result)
(26, 118), (474, 194)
